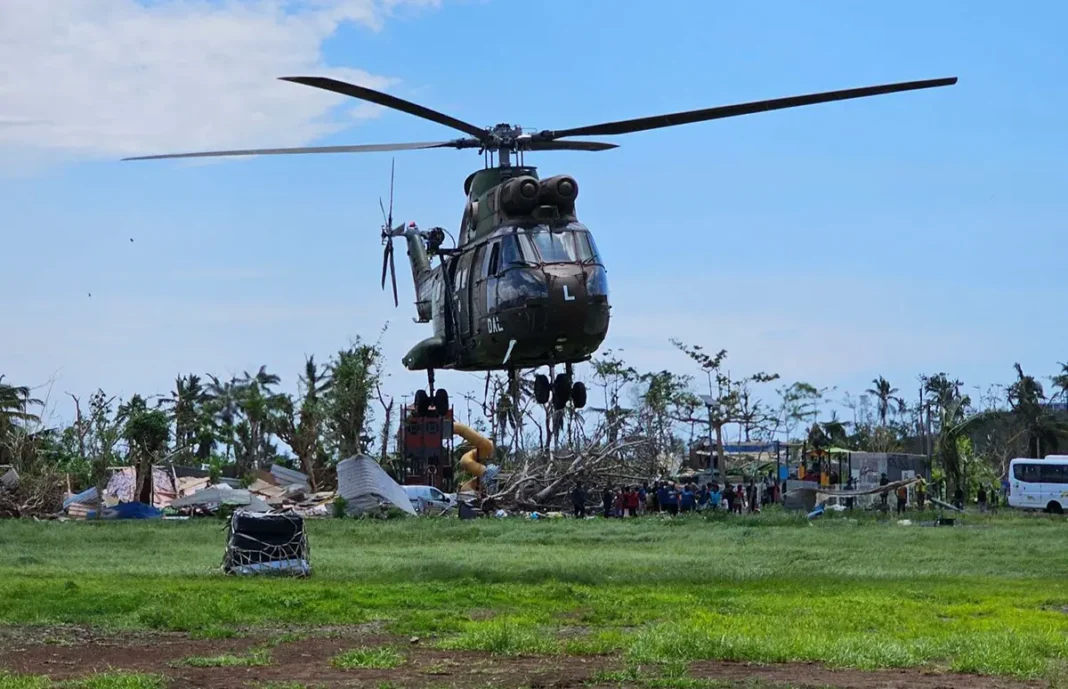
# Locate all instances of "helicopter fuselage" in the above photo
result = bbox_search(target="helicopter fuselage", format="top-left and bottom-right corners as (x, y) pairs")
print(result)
(398, 168), (611, 374)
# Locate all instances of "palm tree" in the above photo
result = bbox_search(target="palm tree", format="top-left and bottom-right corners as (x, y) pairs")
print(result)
(232, 366), (285, 475)
(1007, 363), (1062, 458)
(0, 375), (42, 439)
(1052, 362), (1068, 403)
(159, 374), (213, 462)
(207, 375), (241, 462)
(865, 376), (902, 427)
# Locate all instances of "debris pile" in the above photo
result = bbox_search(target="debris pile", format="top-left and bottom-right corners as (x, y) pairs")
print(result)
(0, 466), (66, 518)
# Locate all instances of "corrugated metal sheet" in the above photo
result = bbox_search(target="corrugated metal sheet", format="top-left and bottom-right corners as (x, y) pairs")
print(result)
(270, 464), (310, 488)
(63, 487), (99, 509)
(0, 467), (18, 491)
(337, 455), (416, 516)
(171, 487), (271, 512)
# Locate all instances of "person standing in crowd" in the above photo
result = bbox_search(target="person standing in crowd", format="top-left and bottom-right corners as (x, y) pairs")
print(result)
(733, 484), (745, 514)
(953, 485), (965, 511)
(723, 483), (734, 513)
(845, 476), (855, 511)
(627, 486), (641, 517)
(638, 483), (648, 515)
(916, 479), (926, 511)
(710, 483), (722, 511)
(746, 479), (758, 514)
(697, 484), (710, 511)
(665, 483), (679, 515)
(879, 473), (890, 511)
(602, 485), (614, 518)
(571, 482), (587, 518)
(895, 483), (908, 515)
(680, 484), (696, 513)
(977, 484), (988, 513)
(656, 482), (669, 514)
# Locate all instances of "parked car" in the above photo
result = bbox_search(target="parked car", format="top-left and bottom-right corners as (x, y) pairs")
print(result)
(403, 485), (454, 514)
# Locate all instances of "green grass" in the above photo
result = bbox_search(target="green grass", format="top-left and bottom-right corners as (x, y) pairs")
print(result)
(175, 648), (271, 667)
(2, 510), (1067, 679)
(0, 673), (164, 689)
(330, 646), (406, 669)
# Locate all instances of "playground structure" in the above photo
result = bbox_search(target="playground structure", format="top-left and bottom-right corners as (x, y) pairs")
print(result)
(399, 404), (499, 498)
(399, 405), (455, 490)
(454, 422), (500, 496)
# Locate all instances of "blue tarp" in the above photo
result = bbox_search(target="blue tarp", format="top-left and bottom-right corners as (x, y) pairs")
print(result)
(87, 501), (163, 520)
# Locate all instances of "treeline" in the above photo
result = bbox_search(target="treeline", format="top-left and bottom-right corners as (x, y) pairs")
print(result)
(0, 338), (387, 494)
(2, 335), (1067, 501)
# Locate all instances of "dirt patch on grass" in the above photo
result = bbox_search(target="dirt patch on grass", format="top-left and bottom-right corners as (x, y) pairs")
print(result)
(0, 629), (1047, 689)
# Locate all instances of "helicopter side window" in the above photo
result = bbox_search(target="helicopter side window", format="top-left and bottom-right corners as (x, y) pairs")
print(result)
(498, 234), (526, 272)
(486, 242), (500, 278)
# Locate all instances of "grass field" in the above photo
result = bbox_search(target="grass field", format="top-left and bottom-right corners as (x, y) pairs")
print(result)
(2, 509), (1067, 688)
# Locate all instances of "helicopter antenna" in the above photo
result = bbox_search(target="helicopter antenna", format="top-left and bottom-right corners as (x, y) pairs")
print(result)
(380, 158), (399, 307)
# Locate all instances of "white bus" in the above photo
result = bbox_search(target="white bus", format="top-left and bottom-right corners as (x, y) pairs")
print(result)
(1008, 457), (1068, 513)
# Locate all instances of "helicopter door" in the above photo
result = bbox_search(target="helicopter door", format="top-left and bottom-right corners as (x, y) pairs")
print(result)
(455, 249), (476, 343)
(473, 241), (499, 337)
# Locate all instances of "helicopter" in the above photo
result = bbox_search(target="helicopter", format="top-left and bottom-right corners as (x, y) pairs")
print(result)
(125, 74), (957, 417)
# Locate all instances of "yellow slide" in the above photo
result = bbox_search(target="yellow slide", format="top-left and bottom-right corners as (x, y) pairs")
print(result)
(454, 421), (495, 494)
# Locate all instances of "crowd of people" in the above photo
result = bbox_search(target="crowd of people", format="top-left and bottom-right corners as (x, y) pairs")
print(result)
(567, 472), (1010, 520)
(569, 476), (780, 518)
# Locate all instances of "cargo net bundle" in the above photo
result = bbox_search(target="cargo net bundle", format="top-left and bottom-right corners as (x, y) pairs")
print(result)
(222, 510), (311, 577)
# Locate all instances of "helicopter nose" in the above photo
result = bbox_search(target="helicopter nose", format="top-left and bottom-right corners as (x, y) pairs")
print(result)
(542, 265), (609, 340)
(544, 265), (588, 311)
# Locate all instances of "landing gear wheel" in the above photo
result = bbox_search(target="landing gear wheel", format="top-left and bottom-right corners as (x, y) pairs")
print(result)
(571, 381), (587, 409)
(434, 388), (449, 416)
(534, 374), (551, 405)
(552, 373), (571, 410)
(414, 389), (430, 416)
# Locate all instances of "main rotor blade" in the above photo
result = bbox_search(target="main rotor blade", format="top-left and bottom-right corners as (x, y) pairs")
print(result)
(543, 77), (958, 139)
(281, 76), (488, 140)
(522, 140), (619, 152)
(123, 141), (467, 161)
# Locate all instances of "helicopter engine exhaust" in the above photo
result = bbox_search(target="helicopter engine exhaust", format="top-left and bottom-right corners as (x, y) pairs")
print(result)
(499, 175), (540, 215)
(538, 175), (579, 213)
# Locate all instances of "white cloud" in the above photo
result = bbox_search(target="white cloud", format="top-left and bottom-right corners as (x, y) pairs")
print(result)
(0, 0), (440, 162)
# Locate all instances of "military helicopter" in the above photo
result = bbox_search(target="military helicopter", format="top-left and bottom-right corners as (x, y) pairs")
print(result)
(126, 74), (957, 416)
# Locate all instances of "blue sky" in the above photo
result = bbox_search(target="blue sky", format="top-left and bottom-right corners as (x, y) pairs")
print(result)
(2, 0), (1066, 432)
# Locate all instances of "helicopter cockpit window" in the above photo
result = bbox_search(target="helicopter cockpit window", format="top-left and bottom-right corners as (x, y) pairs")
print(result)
(525, 226), (595, 264)
(577, 230), (602, 265)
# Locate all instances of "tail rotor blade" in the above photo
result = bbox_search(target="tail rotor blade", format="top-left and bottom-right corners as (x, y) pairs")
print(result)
(381, 242), (390, 290)
(388, 241), (399, 307)
(387, 158), (395, 229)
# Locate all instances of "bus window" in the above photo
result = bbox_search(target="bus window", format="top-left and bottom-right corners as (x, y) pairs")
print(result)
(1014, 462), (1040, 483)
(1040, 464), (1068, 484)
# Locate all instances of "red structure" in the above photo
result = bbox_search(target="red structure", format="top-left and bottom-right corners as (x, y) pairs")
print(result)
(399, 405), (455, 490)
